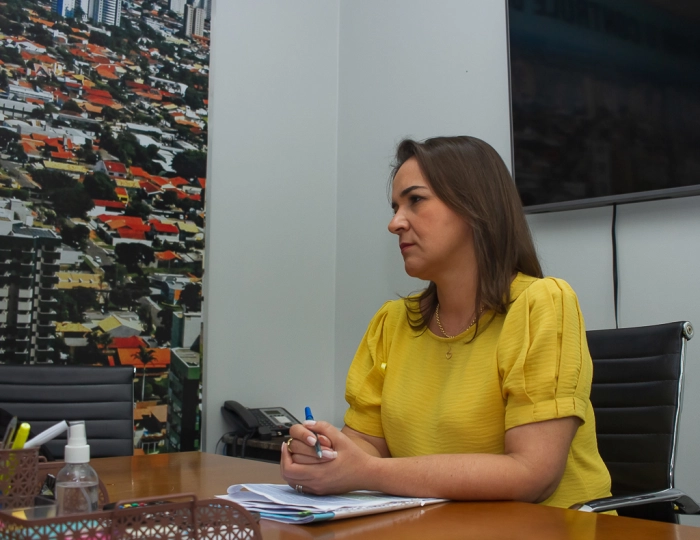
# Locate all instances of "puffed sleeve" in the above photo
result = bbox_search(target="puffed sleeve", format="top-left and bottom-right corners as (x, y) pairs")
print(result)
(498, 278), (592, 431)
(343, 301), (395, 438)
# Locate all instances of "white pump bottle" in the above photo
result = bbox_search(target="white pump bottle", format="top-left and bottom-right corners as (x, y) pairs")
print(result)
(55, 421), (100, 515)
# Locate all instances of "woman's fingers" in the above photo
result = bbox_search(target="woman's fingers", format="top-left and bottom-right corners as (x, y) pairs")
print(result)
(281, 441), (307, 486)
(279, 436), (294, 474)
(286, 436), (313, 456)
(302, 420), (340, 440)
(288, 422), (335, 451)
(289, 424), (323, 448)
(291, 451), (336, 464)
(286, 436), (337, 461)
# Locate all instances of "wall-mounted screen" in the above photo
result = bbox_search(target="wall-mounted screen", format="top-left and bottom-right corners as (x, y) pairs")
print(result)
(508, 0), (700, 213)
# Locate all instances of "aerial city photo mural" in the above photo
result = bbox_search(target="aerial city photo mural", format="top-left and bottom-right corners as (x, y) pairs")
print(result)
(0, 0), (212, 454)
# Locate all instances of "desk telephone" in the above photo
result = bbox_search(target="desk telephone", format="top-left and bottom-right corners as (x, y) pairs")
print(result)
(222, 401), (301, 439)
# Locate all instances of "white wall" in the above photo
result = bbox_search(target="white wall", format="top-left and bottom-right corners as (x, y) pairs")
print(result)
(618, 196), (700, 526)
(528, 196), (700, 525)
(203, 0), (340, 451)
(204, 0), (512, 445)
(526, 207), (616, 330)
(617, 197), (700, 526)
(334, 0), (513, 423)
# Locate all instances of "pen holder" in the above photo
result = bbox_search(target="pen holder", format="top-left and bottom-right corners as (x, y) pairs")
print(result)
(0, 448), (39, 510)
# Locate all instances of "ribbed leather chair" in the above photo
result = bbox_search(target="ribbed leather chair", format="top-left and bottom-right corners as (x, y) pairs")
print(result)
(0, 365), (134, 458)
(571, 321), (699, 522)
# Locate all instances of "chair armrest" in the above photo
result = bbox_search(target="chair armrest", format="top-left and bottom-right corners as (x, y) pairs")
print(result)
(570, 488), (700, 514)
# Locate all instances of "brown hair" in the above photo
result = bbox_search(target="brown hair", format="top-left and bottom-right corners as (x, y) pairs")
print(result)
(391, 136), (543, 332)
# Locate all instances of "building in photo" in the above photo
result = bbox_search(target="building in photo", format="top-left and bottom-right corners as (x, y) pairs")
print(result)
(167, 347), (201, 452)
(0, 227), (61, 364)
(52, 0), (75, 18)
(184, 4), (205, 37)
(169, 0), (187, 16)
(90, 0), (121, 27)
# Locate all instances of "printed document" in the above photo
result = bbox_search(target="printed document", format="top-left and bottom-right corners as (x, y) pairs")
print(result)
(218, 484), (447, 524)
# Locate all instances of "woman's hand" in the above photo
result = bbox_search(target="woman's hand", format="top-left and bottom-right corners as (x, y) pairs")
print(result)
(280, 421), (377, 495)
(283, 421), (335, 464)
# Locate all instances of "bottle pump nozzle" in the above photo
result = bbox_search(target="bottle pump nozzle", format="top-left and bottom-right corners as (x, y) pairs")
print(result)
(64, 421), (91, 464)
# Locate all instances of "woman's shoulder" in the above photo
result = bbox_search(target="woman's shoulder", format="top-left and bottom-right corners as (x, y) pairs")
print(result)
(507, 274), (582, 325)
(361, 298), (411, 344)
(370, 297), (409, 324)
(510, 273), (578, 305)
(500, 274), (586, 353)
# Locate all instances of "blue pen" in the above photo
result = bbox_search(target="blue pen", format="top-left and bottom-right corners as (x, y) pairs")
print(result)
(305, 406), (323, 459)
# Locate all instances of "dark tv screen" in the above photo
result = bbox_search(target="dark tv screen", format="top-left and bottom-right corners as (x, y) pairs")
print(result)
(508, 0), (700, 212)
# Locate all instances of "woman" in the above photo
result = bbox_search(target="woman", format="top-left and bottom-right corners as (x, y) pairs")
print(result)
(280, 136), (612, 508)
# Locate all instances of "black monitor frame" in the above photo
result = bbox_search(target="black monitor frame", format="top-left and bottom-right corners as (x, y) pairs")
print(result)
(506, 0), (700, 214)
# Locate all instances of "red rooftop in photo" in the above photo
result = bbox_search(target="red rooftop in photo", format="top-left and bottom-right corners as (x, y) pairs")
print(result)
(93, 200), (126, 210)
(149, 220), (179, 234)
(103, 161), (128, 175)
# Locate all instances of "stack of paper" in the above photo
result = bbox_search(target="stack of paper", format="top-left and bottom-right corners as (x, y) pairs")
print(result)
(218, 484), (447, 524)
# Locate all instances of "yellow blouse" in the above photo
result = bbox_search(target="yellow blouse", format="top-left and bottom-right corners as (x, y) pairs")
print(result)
(344, 273), (612, 508)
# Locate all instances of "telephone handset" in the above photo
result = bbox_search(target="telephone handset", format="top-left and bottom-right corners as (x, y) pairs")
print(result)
(221, 401), (301, 457)
(222, 401), (260, 434)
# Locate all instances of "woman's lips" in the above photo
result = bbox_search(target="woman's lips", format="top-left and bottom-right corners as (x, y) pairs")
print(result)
(400, 243), (414, 253)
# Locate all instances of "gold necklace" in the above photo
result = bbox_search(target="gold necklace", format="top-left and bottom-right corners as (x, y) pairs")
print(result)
(434, 303), (483, 359)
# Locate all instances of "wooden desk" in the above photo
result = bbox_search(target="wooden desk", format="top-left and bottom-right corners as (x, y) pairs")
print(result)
(91, 452), (700, 540)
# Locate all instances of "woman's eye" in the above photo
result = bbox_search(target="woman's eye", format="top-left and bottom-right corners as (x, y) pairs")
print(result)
(410, 195), (423, 204)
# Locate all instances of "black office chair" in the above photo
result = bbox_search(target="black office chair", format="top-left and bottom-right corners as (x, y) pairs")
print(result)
(571, 321), (699, 523)
(0, 365), (134, 458)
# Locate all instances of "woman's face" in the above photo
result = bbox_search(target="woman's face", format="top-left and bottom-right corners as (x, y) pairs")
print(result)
(388, 158), (474, 281)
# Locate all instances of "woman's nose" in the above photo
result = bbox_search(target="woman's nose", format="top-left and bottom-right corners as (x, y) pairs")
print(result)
(388, 212), (406, 234)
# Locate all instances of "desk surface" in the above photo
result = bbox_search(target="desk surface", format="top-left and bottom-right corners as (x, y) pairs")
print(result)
(91, 451), (700, 540)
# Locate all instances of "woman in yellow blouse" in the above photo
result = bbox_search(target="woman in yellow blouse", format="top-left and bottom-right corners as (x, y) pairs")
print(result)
(280, 136), (612, 507)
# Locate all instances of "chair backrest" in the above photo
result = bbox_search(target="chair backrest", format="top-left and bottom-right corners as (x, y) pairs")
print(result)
(0, 365), (134, 459)
(587, 321), (693, 523)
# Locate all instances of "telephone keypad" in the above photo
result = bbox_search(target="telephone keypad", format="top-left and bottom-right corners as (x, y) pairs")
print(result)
(251, 408), (299, 430)
(251, 410), (276, 427)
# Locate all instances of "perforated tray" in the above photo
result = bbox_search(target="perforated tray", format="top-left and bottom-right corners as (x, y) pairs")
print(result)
(2, 450), (260, 539)
(0, 493), (262, 540)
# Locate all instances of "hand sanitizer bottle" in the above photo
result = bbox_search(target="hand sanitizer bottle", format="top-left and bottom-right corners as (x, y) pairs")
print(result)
(56, 421), (99, 515)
